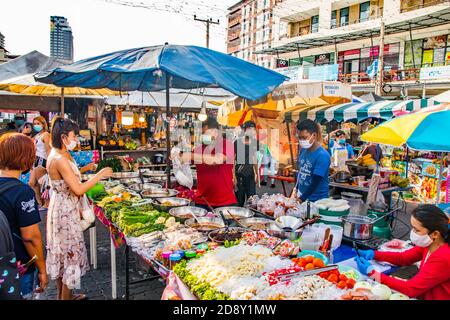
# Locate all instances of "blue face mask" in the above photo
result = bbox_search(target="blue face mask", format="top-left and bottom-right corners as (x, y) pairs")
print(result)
(338, 139), (346, 145)
(33, 125), (43, 132)
(15, 120), (25, 126)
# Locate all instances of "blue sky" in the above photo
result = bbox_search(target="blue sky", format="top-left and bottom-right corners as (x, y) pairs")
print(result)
(1, 0), (236, 59)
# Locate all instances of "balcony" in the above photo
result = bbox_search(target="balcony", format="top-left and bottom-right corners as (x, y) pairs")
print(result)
(338, 68), (421, 84)
(400, 0), (448, 13)
(228, 30), (241, 41)
(331, 14), (381, 29)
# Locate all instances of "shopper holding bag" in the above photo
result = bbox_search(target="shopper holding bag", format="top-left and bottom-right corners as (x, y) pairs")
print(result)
(46, 117), (112, 300)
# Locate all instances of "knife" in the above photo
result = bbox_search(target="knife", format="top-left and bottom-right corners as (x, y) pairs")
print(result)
(277, 264), (339, 282)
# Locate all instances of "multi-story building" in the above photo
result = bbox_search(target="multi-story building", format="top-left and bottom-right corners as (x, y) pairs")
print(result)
(0, 32), (5, 48)
(227, 0), (283, 68)
(258, 0), (450, 96)
(50, 16), (74, 63)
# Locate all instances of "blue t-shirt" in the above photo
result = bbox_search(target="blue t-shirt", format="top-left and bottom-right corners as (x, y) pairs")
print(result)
(296, 146), (330, 201)
(0, 178), (41, 273)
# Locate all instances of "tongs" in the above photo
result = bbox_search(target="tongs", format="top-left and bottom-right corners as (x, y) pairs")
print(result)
(276, 264), (339, 282)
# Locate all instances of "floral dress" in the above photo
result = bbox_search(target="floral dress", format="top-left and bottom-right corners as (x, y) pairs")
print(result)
(46, 151), (89, 290)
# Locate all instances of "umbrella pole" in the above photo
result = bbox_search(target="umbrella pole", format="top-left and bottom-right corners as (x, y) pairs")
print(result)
(165, 73), (171, 188)
(61, 87), (65, 117)
(405, 147), (409, 178)
(283, 100), (295, 169)
(436, 152), (444, 205)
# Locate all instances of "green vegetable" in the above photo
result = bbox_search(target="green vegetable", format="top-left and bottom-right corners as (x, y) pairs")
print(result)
(173, 261), (231, 300)
(96, 158), (122, 172)
(224, 239), (241, 248)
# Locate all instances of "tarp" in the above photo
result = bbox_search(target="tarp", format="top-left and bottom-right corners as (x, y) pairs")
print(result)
(106, 89), (231, 109)
(35, 45), (288, 101)
(282, 99), (439, 123)
(431, 89), (450, 103)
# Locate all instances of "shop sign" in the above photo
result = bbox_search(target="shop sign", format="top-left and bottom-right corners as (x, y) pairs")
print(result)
(276, 58), (289, 68)
(322, 81), (346, 96)
(420, 65), (450, 80)
(275, 66), (304, 83)
(306, 64), (339, 81)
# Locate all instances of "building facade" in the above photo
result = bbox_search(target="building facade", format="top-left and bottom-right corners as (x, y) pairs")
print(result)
(227, 0), (283, 68)
(258, 0), (450, 96)
(50, 16), (74, 63)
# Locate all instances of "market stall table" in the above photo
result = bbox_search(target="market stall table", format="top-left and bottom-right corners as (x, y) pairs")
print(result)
(329, 182), (412, 209)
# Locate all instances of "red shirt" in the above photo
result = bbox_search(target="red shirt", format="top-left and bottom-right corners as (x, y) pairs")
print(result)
(194, 138), (237, 207)
(374, 244), (450, 300)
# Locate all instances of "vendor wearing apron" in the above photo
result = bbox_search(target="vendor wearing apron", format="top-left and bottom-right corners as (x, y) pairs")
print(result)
(292, 119), (331, 202)
(330, 130), (355, 159)
(354, 204), (450, 300)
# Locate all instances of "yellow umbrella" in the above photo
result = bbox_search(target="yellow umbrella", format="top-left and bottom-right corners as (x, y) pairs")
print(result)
(223, 108), (253, 127)
(0, 74), (119, 115)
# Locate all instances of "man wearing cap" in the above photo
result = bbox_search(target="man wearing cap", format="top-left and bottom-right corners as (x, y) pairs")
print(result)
(234, 121), (259, 206)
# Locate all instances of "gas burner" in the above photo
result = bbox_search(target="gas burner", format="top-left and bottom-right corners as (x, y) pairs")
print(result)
(342, 235), (389, 250)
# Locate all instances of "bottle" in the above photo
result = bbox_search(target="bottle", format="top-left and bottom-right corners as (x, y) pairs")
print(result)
(169, 253), (182, 270)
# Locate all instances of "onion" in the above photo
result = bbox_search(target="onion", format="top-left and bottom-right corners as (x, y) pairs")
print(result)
(389, 293), (409, 300)
(371, 284), (392, 300)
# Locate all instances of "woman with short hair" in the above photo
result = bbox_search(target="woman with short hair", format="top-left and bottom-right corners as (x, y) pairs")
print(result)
(0, 133), (48, 299)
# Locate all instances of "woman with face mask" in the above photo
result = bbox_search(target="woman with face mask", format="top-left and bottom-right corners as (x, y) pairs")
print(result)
(19, 122), (34, 137)
(292, 119), (331, 202)
(29, 116), (51, 207)
(354, 204), (450, 300)
(46, 117), (113, 300)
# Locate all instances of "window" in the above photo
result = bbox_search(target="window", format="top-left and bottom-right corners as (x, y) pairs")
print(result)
(340, 7), (349, 27)
(311, 15), (319, 33)
(359, 2), (370, 22)
(331, 10), (337, 28)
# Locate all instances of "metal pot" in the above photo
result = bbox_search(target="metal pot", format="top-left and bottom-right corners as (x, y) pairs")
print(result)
(334, 171), (352, 183)
(341, 214), (378, 240)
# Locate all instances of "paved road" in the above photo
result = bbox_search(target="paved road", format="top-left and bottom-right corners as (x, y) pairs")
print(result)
(39, 180), (414, 300)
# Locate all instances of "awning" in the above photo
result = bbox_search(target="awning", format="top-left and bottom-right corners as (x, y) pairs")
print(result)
(282, 99), (439, 123)
(256, 5), (450, 55)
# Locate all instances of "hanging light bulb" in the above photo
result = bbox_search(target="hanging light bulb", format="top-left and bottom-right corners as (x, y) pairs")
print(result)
(198, 101), (208, 122)
(139, 111), (146, 123)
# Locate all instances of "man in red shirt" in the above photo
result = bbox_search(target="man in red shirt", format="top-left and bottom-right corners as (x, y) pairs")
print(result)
(184, 117), (237, 209)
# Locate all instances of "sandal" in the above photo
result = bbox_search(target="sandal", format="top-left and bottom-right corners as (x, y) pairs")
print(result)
(72, 293), (88, 300)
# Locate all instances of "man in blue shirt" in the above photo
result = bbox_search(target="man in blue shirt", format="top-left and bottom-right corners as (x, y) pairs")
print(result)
(293, 119), (331, 202)
(329, 130), (355, 159)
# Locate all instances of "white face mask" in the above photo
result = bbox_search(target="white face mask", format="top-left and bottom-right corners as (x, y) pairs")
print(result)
(201, 134), (212, 145)
(64, 139), (78, 151)
(299, 135), (315, 149)
(410, 230), (433, 247)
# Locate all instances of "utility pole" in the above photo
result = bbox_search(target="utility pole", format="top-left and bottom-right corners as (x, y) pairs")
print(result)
(376, 17), (385, 95)
(194, 15), (220, 48)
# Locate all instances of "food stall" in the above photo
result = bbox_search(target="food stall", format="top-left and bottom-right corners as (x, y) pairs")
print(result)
(88, 178), (412, 300)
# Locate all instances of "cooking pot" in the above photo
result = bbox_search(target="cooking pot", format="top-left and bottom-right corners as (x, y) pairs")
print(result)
(334, 171), (352, 183)
(341, 214), (378, 240)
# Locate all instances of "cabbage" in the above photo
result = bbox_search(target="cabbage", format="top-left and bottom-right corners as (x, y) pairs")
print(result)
(371, 284), (392, 300)
(389, 293), (409, 300)
(354, 281), (373, 290)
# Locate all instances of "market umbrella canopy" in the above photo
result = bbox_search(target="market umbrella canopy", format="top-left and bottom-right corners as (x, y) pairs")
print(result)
(35, 45), (288, 101)
(0, 74), (118, 96)
(360, 106), (450, 151)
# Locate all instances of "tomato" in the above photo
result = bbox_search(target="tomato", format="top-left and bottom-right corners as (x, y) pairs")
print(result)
(305, 263), (315, 270)
(319, 271), (329, 278)
(327, 274), (338, 283)
(339, 274), (348, 282)
(304, 255), (314, 264)
(346, 279), (355, 289)
(330, 269), (340, 276)
(337, 280), (347, 289)
(313, 258), (325, 268)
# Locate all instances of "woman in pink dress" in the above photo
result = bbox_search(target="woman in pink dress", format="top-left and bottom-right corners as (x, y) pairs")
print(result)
(46, 117), (112, 300)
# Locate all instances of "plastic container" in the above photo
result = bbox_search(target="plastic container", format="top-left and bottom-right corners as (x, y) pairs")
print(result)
(297, 250), (329, 265)
(185, 250), (197, 259)
(197, 243), (209, 251)
(311, 223), (343, 249)
(299, 227), (322, 251)
(341, 192), (364, 215)
(318, 208), (348, 226)
(208, 242), (219, 250)
(196, 249), (206, 256)
(162, 251), (173, 268)
(169, 253), (182, 270)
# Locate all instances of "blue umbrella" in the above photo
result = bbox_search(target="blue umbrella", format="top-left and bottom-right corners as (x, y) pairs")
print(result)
(35, 45), (287, 101)
(35, 44), (288, 185)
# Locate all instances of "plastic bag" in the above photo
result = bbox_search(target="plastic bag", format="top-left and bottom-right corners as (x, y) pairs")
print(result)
(172, 152), (193, 189)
